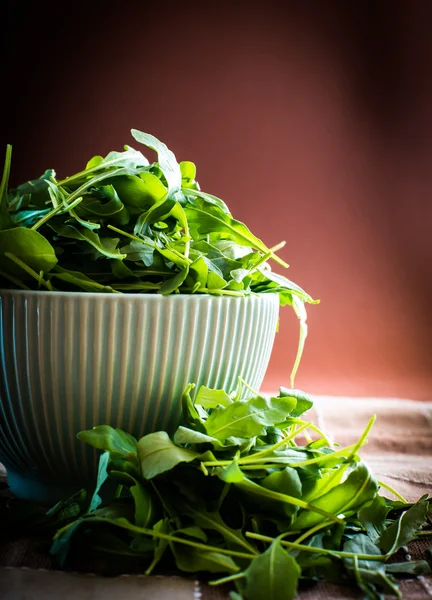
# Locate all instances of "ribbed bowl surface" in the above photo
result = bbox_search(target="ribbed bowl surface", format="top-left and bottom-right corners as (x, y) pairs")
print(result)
(0, 290), (279, 499)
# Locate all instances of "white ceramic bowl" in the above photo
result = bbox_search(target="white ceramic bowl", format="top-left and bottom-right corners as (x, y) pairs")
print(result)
(0, 290), (279, 501)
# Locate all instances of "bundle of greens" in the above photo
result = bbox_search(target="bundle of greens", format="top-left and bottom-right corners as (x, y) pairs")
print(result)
(40, 381), (431, 600)
(0, 129), (317, 385)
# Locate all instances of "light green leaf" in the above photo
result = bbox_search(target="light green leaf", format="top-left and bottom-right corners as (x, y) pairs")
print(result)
(131, 130), (182, 199)
(173, 426), (220, 446)
(195, 385), (233, 409)
(58, 147), (149, 186)
(137, 431), (200, 479)
(185, 197), (271, 254)
(204, 396), (296, 442)
(0, 227), (57, 277)
(111, 173), (166, 211)
(77, 425), (137, 457)
(293, 462), (378, 530)
(278, 388), (313, 418)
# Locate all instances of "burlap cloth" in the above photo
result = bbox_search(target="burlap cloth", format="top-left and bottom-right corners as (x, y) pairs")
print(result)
(1, 396), (431, 599)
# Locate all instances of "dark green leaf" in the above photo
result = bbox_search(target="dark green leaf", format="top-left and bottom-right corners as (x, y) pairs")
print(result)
(145, 518), (172, 575)
(358, 494), (389, 543)
(243, 538), (301, 600)
(48, 221), (126, 259)
(344, 534), (400, 599)
(379, 497), (430, 554)
(171, 543), (240, 574)
(386, 560), (432, 575)
(130, 479), (157, 528)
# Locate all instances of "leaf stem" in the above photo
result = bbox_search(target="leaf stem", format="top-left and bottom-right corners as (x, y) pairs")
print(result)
(107, 224), (156, 246)
(0, 145), (12, 206)
(286, 444), (357, 468)
(31, 196), (84, 231)
(89, 518), (256, 560)
(292, 520), (334, 545)
(185, 287), (246, 297)
(288, 418), (333, 446)
(245, 532), (386, 561)
(4, 253), (52, 289)
(209, 572), (246, 586)
(312, 416), (376, 499)
(378, 480), (407, 503)
(346, 415), (376, 462)
(268, 240), (286, 254)
(241, 422), (311, 463)
(238, 377), (261, 397)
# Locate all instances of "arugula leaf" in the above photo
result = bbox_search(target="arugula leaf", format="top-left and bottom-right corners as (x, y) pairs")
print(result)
(386, 561), (432, 576)
(358, 494), (389, 543)
(185, 196), (273, 255)
(16, 380), (428, 600)
(344, 535), (400, 599)
(137, 431), (200, 479)
(278, 388), (313, 417)
(243, 538), (301, 600)
(57, 146), (149, 187)
(379, 497), (430, 554)
(204, 396), (297, 442)
(51, 266), (118, 293)
(173, 426), (221, 447)
(88, 452), (110, 512)
(293, 462), (378, 529)
(145, 518), (172, 575)
(77, 425), (137, 457)
(171, 544), (240, 574)
(0, 145), (14, 229)
(48, 221), (126, 260)
(131, 130), (182, 199)
(0, 227), (58, 277)
(195, 385), (233, 409)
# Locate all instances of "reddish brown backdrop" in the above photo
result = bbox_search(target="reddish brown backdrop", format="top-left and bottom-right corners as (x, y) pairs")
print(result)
(4, 1), (432, 399)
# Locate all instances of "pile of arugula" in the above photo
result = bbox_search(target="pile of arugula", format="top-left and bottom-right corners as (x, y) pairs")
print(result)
(0, 130), (317, 384)
(30, 381), (430, 600)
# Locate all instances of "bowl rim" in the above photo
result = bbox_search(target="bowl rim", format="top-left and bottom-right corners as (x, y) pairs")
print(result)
(0, 288), (280, 301)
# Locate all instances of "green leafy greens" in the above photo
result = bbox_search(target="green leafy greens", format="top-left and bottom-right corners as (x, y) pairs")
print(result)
(20, 381), (429, 600)
(0, 131), (318, 385)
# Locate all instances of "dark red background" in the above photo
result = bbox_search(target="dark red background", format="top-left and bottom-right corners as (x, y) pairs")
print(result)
(4, 1), (432, 399)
